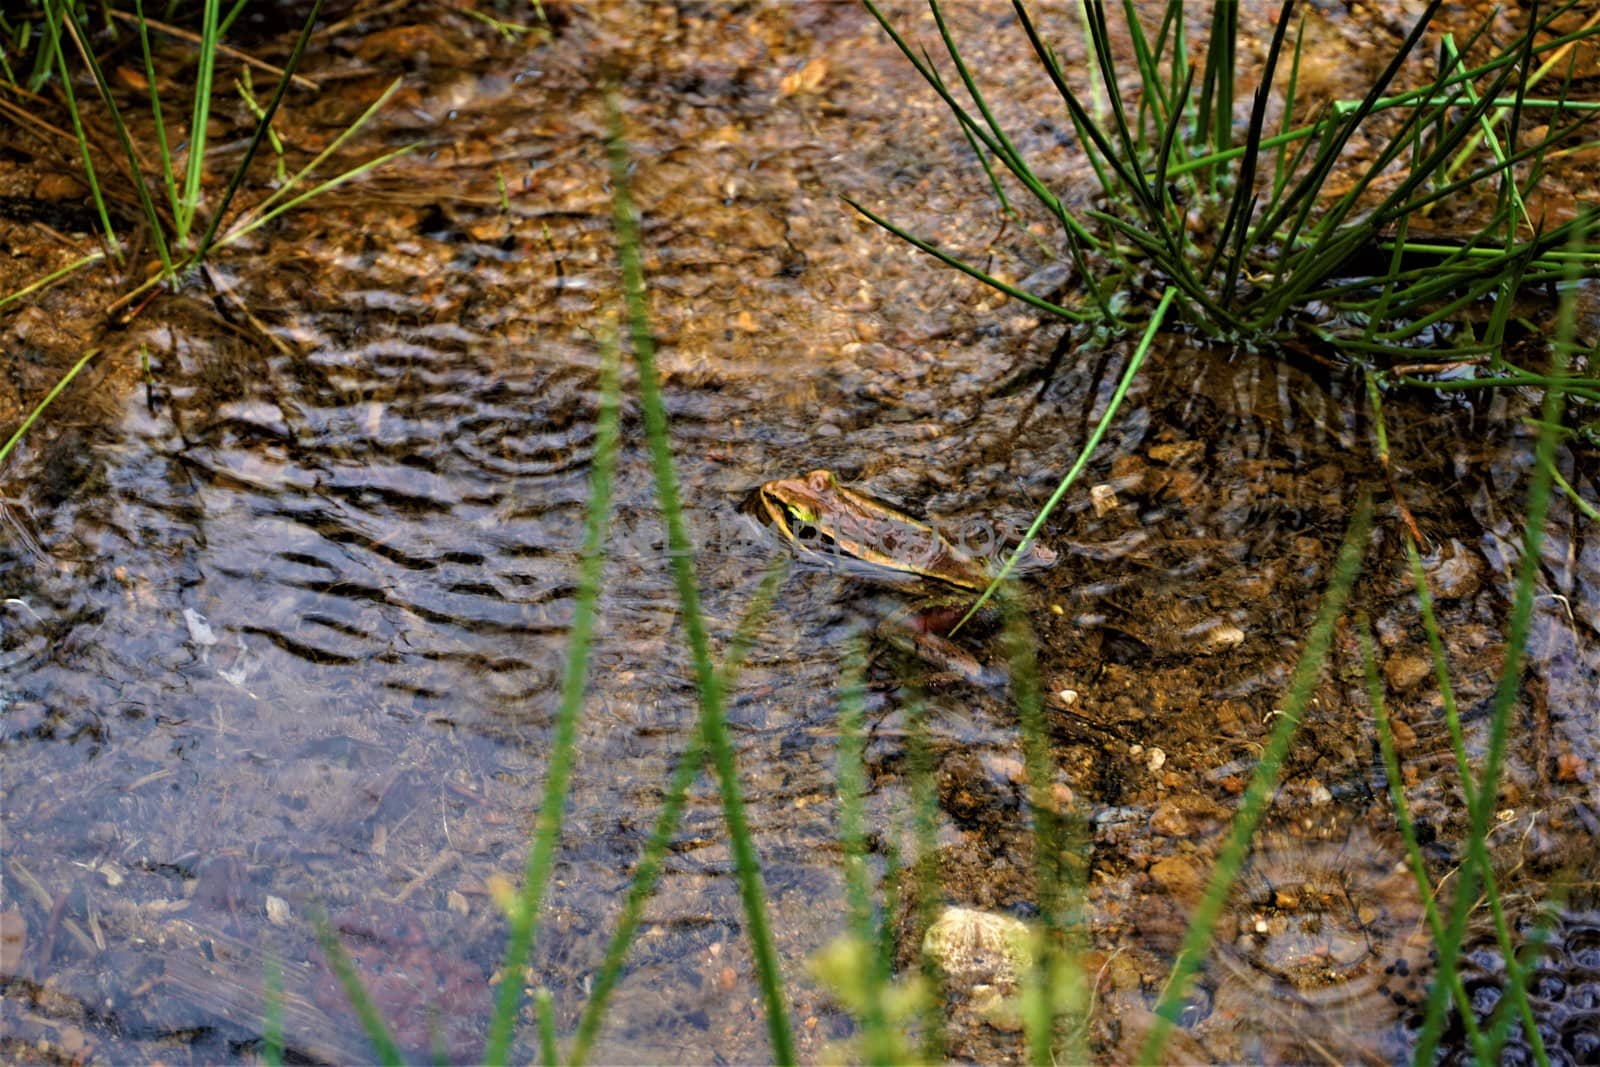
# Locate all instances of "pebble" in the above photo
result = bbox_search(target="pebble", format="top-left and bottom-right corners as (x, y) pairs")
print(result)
(1148, 856), (1204, 905)
(1388, 716), (1418, 751)
(1194, 622), (1245, 655)
(1384, 653), (1432, 692)
(1426, 539), (1485, 600)
(1149, 802), (1188, 837)
(922, 906), (1033, 990)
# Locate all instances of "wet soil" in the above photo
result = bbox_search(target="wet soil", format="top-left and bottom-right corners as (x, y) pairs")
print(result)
(1, 1), (1597, 1063)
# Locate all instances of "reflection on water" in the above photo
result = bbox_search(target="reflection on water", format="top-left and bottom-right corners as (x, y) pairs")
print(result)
(1, 2), (1596, 1063)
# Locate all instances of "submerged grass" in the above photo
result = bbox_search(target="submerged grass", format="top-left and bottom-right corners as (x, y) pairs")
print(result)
(603, 88), (796, 1065)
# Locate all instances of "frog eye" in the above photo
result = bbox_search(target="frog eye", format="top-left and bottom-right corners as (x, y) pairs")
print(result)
(786, 502), (817, 523)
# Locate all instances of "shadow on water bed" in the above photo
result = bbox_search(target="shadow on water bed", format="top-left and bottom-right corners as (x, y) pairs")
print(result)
(1, 1), (1597, 1063)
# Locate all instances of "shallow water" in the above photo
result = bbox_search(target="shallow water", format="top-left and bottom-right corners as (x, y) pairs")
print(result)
(1, 2), (1596, 1063)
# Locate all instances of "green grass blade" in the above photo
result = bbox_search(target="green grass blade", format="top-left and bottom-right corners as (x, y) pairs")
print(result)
(1360, 162), (1418, 345)
(177, 0), (222, 242)
(311, 911), (404, 1066)
(0, 346), (101, 468)
(45, 4), (120, 261)
(1136, 493), (1372, 1065)
(1214, 0), (1296, 300)
(132, 0), (180, 227)
(1076, 0), (1111, 125)
(837, 643), (875, 948)
(1270, 14), (1307, 204)
(1410, 249), (1571, 1066)
(1367, 374), (1533, 1057)
(904, 694), (944, 1060)
(567, 560), (785, 1066)
(215, 141), (417, 248)
(605, 92), (795, 1065)
(0, 251), (105, 313)
(483, 322), (623, 1062)
(859, 0), (1060, 219)
(25, 3), (62, 92)
(1259, 0), (1445, 239)
(192, 0), (326, 265)
(1549, 465), (1600, 521)
(925, 0), (1036, 208)
(534, 988), (558, 1067)
(1195, 0), (1236, 179)
(261, 955), (285, 1066)
(242, 76), (405, 223)
(219, 0), (251, 37)
(106, 140), (419, 353)
(834, 643), (898, 1064)
(1124, 0), (1178, 138)
(957, 286), (1176, 631)
(1401, 530), (1549, 1064)
(1357, 618), (1488, 1058)
(956, 115), (1014, 218)
(55, 4), (174, 274)
(1150, 62), (1195, 236)
(1076, 0), (1154, 205)
(1005, 596), (1085, 1065)
(1446, 1), (1598, 180)
(843, 195), (1093, 323)
(1012, 0), (1153, 212)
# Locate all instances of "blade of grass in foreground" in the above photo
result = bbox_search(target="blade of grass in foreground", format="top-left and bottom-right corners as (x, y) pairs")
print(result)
(1409, 213), (1575, 1067)
(312, 910), (403, 1066)
(832, 643), (900, 1065)
(1136, 492), (1372, 1065)
(1004, 594), (1087, 1065)
(262, 955), (284, 1066)
(1358, 618), (1490, 1060)
(1402, 535), (1547, 1063)
(568, 558), (786, 1067)
(604, 89), (795, 1065)
(821, 661), (946, 1063)
(483, 322), (623, 1063)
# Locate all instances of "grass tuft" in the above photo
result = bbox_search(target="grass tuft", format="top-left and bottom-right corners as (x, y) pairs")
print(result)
(860, 0), (1599, 377)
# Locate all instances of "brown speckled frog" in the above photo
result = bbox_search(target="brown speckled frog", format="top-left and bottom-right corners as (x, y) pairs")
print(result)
(755, 469), (1056, 685)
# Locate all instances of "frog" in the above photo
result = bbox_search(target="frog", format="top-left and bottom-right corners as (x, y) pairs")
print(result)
(753, 469), (1057, 687)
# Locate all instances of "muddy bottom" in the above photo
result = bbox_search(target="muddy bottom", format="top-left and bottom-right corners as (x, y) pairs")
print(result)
(1, 1), (1596, 1064)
